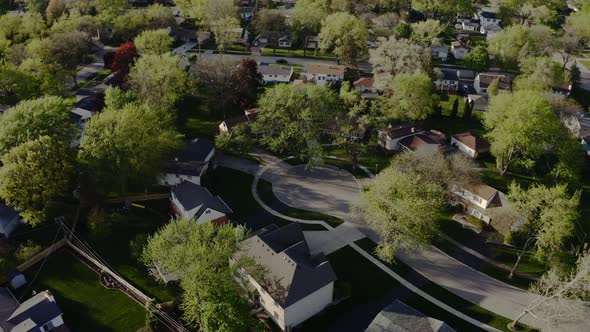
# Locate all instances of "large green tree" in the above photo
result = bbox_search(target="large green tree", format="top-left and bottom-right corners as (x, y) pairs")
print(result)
(319, 12), (368, 66)
(463, 45), (489, 72)
(381, 71), (436, 121)
(513, 57), (564, 92)
(0, 136), (76, 226)
(289, 0), (326, 56)
(141, 218), (258, 332)
(134, 28), (173, 55)
(412, 0), (474, 20)
(253, 84), (341, 166)
(79, 103), (183, 193)
(488, 25), (556, 69)
(356, 151), (480, 261)
(175, 0), (237, 28)
(484, 90), (562, 175)
(0, 96), (74, 156)
(507, 183), (579, 279)
(128, 53), (190, 112)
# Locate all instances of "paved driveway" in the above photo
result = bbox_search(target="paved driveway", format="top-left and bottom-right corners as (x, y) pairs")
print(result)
(272, 165), (361, 222)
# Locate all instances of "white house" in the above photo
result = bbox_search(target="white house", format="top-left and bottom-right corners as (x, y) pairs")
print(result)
(305, 36), (321, 50)
(378, 123), (425, 151)
(170, 181), (233, 225)
(430, 44), (449, 61)
(480, 23), (502, 39)
(452, 184), (499, 223)
(278, 35), (292, 48)
(478, 11), (501, 26)
(473, 73), (512, 95)
(0, 204), (21, 238)
(160, 138), (215, 187)
(0, 289), (66, 332)
(398, 130), (446, 155)
(258, 63), (294, 84)
(451, 41), (470, 60)
(303, 64), (345, 86)
(233, 223), (337, 331)
(451, 132), (490, 158)
(461, 21), (479, 31)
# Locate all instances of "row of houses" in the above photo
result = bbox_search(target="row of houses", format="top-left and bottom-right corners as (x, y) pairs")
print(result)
(455, 9), (503, 38)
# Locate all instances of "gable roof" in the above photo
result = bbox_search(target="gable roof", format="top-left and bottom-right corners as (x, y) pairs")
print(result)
(259, 64), (293, 77)
(7, 291), (62, 330)
(479, 11), (498, 19)
(451, 41), (470, 50)
(477, 73), (512, 90)
(452, 132), (490, 152)
(305, 64), (345, 76)
(366, 300), (456, 332)
(236, 223), (337, 308)
(354, 77), (374, 88)
(221, 112), (258, 131)
(172, 181), (232, 216)
(176, 138), (214, 162)
(399, 130), (446, 153)
(380, 123), (424, 140)
(465, 184), (498, 202)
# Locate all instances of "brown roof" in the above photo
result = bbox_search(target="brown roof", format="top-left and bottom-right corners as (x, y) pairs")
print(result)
(381, 123), (424, 139)
(305, 64), (345, 76)
(467, 184), (498, 201)
(477, 73), (512, 90)
(354, 77), (374, 88)
(221, 112), (258, 130)
(452, 132), (490, 152)
(399, 131), (445, 152)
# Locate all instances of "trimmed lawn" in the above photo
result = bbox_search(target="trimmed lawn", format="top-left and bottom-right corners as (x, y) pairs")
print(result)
(261, 47), (337, 59)
(298, 245), (488, 332)
(81, 199), (179, 302)
(325, 145), (393, 175)
(20, 249), (146, 332)
(578, 59), (590, 71)
(355, 239), (537, 332)
(204, 167), (328, 231)
(176, 95), (223, 139)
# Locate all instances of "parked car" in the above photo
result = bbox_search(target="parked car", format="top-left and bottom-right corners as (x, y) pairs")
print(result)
(275, 59), (288, 64)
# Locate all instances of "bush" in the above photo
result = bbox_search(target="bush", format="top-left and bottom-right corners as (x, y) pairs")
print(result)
(504, 232), (513, 245)
(15, 240), (42, 263)
(129, 233), (149, 261)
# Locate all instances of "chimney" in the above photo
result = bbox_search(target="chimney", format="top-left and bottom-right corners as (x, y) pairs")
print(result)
(45, 290), (56, 302)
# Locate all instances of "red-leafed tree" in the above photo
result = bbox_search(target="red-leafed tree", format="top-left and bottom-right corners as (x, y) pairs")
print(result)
(235, 58), (261, 109)
(111, 42), (138, 83)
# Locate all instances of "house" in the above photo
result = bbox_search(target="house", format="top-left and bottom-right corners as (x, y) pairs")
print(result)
(461, 21), (479, 31)
(378, 123), (425, 151)
(227, 27), (249, 44)
(473, 73), (512, 95)
(455, 15), (473, 24)
(278, 35), (292, 48)
(478, 11), (501, 26)
(431, 44), (449, 61)
(160, 138), (215, 186)
(0, 204), (21, 238)
(398, 130), (446, 155)
(366, 300), (455, 332)
(467, 94), (488, 111)
(305, 36), (321, 50)
(240, 6), (254, 20)
(451, 41), (471, 60)
(170, 181), (233, 224)
(233, 223), (337, 331)
(258, 63), (293, 84)
(171, 28), (198, 43)
(0, 289), (66, 332)
(254, 32), (290, 47)
(553, 81), (573, 97)
(480, 23), (502, 38)
(303, 64), (345, 86)
(434, 69), (459, 94)
(451, 132), (490, 158)
(353, 77), (379, 98)
(7, 270), (26, 289)
(457, 69), (476, 80)
(219, 109), (258, 134)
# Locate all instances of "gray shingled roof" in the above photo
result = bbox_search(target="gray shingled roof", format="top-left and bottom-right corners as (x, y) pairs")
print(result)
(236, 223), (337, 308)
(172, 181), (232, 217)
(259, 64), (293, 77)
(7, 291), (63, 331)
(0, 288), (19, 332)
(366, 300), (456, 332)
(176, 138), (214, 162)
(164, 161), (207, 176)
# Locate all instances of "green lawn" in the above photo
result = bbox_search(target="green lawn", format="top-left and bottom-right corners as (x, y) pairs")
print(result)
(325, 145), (393, 175)
(20, 249), (146, 332)
(204, 167), (328, 231)
(578, 59), (590, 71)
(78, 69), (111, 89)
(355, 239), (536, 332)
(261, 47), (336, 59)
(176, 95), (222, 139)
(81, 199), (179, 302)
(256, 179), (344, 227)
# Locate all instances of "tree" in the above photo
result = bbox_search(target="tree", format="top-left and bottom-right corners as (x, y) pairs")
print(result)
(394, 22), (412, 39)
(174, 0), (237, 28)
(507, 183), (579, 279)
(79, 103), (183, 193)
(215, 123), (254, 157)
(411, 0), (474, 21)
(489, 25), (556, 69)
(111, 41), (138, 82)
(0, 96), (74, 156)
(134, 29), (173, 55)
(141, 218), (258, 332)
(556, 32), (583, 71)
(289, 0), (326, 56)
(128, 53), (189, 112)
(319, 12), (368, 66)
(235, 58), (261, 109)
(23, 0), (46, 13)
(210, 16), (240, 53)
(46, 0), (66, 23)
(355, 151), (479, 261)
(565, 11), (590, 43)
(333, 84), (370, 170)
(450, 98), (459, 117)
(111, 4), (176, 42)
(0, 136), (76, 226)
(410, 19), (445, 45)
(192, 57), (239, 117)
(253, 9), (285, 55)
(369, 37), (432, 90)
(46, 31), (90, 88)
(463, 45), (489, 72)
(252, 84), (341, 166)
(484, 90), (562, 175)
(381, 72), (436, 121)
(510, 251), (590, 329)
(463, 98), (473, 119)
(0, 64), (41, 102)
(513, 57), (564, 92)
(487, 78), (500, 97)
(570, 63), (581, 90)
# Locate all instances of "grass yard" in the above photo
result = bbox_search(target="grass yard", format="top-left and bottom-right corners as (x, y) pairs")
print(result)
(81, 199), (179, 303)
(176, 95), (222, 139)
(325, 145), (393, 175)
(77, 69), (111, 89)
(298, 245), (492, 332)
(20, 249), (146, 332)
(261, 47), (337, 59)
(354, 239), (536, 332)
(578, 59), (590, 71)
(204, 167), (327, 231)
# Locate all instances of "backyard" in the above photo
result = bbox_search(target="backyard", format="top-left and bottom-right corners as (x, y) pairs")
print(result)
(18, 249), (146, 332)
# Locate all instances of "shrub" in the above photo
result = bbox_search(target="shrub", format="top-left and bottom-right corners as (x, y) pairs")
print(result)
(15, 240), (42, 263)
(129, 233), (149, 261)
(504, 232), (513, 245)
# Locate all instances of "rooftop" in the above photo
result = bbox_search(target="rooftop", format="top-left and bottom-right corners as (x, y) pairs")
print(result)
(354, 77), (375, 88)
(259, 64), (293, 77)
(381, 123), (424, 140)
(366, 300), (456, 332)
(452, 132), (490, 152)
(176, 138), (214, 163)
(305, 63), (345, 76)
(172, 181), (233, 216)
(7, 290), (63, 332)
